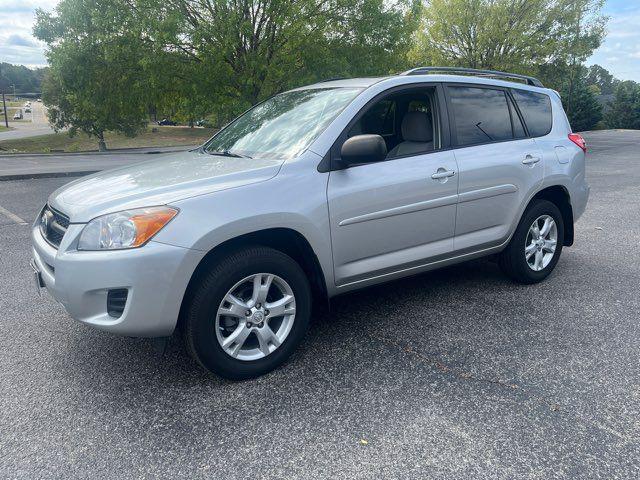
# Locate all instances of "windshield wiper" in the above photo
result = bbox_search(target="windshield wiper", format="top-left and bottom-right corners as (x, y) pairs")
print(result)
(206, 149), (252, 159)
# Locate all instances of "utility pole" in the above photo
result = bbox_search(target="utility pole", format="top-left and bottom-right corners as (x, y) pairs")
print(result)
(2, 93), (8, 128)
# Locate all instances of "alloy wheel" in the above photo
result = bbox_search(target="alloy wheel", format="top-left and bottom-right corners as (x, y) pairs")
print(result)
(525, 214), (558, 271)
(215, 273), (296, 361)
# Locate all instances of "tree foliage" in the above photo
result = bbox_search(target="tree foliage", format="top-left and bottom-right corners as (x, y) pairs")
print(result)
(32, 0), (625, 145)
(137, 0), (418, 115)
(34, 0), (152, 150)
(585, 64), (618, 96)
(0, 63), (47, 94)
(562, 71), (602, 131)
(410, 0), (606, 76)
(605, 81), (640, 130)
(34, 0), (418, 146)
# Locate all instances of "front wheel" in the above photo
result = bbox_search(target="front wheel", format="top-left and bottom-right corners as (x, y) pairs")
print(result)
(499, 199), (565, 284)
(184, 246), (312, 380)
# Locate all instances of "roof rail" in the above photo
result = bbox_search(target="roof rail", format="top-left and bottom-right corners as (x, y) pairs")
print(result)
(400, 67), (544, 87)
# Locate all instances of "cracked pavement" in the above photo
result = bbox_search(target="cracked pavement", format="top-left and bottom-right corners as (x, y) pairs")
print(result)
(1, 130), (639, 478)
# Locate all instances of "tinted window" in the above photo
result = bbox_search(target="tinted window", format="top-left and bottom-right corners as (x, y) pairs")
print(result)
(511, 89), (552, 137)
(449, 87), (513, 146)
(408, 99), (430, 113)
(350, 99), (395, 136)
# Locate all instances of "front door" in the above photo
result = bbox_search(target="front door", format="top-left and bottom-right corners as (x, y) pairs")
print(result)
(327, 85), (459, 287)
(328, 151), (459, 286)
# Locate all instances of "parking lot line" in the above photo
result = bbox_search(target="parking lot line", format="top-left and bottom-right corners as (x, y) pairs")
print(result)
(0, 204), (28, 225)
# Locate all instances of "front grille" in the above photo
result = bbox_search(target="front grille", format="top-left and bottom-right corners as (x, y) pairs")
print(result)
(40, 205), (70, 249)
(107, 289), (128, 318)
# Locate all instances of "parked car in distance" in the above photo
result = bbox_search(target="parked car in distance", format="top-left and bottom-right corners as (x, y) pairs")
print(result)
(157, 118), (177, 126)
(195, 119), (214, 128)
(31, 67), (589, 380)
(13, 110), (23, 120)
(24, 107), (31, 113)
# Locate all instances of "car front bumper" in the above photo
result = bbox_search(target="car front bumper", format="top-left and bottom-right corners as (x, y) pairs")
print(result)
(31, 223), (205, 337)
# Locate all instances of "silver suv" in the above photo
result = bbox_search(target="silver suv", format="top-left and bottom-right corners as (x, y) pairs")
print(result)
(31, 67), (589, 379)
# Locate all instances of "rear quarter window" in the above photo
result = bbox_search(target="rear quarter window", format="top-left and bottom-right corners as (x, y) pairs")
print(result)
(511, 89), (552, 137)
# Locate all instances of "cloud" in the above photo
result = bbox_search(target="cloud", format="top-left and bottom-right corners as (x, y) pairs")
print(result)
(587, 4), (640, 81)
(1, 0), (58, 13)
(0, 0), (55, 67)
(7, 34), (38, 47)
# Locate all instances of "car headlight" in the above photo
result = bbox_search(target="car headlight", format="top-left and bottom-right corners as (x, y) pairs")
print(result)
(78, 206), (178, 250)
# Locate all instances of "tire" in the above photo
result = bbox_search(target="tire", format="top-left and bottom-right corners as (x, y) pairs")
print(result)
(184, 246), (312, 380)
(499, 199), (565, 284)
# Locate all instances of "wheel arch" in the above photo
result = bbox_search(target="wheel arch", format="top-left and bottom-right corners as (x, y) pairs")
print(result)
(530, 185), (574, 246)
(178, 228), (329, 329)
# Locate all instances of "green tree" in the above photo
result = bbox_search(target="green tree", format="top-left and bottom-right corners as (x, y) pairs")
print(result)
(134, 0), (418, 119)
(605, 81), (640, 130)
(562, 73), (602, 131)
(411, 0), (557, 71)
(0, 63), (47, 94)
(585, 64), (618, 95)
(34, 0), (152, 150)
(553, 0), (606, 123)
(410, 0), (606, 78)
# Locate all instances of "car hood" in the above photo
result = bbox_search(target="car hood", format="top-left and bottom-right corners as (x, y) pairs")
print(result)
(49, 149), (284, 222)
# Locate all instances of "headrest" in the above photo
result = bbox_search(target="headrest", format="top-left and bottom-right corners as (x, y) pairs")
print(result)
(401, 111), (433, 143)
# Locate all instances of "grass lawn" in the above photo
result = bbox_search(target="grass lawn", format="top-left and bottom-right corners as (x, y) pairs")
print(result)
(0, 126), (217, 153)
(0, 125), (13, 132)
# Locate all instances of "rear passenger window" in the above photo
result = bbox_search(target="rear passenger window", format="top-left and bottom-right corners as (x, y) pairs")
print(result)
(448, 87), (513, 146)
(511, 89), (552, 137)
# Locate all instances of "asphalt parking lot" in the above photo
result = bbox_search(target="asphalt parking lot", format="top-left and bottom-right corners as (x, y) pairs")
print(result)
(1, 130), (639, 479)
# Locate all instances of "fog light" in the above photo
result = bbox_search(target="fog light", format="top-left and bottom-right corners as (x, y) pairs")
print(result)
(107, 289), (128, 318)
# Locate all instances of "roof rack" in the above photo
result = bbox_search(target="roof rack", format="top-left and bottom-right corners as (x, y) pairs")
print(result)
(400, 67), (544, 87)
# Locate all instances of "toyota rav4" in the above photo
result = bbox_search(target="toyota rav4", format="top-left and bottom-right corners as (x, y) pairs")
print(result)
(31, 67), (589, 379)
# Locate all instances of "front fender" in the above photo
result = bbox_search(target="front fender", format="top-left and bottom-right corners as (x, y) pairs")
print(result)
(153, 159), (336, 295)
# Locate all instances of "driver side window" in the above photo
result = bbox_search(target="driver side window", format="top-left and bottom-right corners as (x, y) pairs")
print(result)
(346, 87), (438, 160)
(349, 100), (395, 138)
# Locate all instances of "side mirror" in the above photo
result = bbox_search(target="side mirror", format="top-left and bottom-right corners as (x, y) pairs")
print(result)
(338, 134), (387, 169)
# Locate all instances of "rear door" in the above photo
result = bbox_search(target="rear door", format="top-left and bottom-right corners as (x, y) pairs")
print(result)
(445, 84), (543, 251)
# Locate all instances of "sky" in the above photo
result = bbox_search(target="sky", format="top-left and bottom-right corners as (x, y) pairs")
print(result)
(1, 0), (640, 82)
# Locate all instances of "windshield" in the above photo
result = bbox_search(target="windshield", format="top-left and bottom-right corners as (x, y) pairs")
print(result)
(204, 87), (362, 159)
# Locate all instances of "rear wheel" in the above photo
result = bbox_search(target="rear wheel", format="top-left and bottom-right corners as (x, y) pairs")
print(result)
(184, 246), (311, 379)
(499, 199), (565, 284)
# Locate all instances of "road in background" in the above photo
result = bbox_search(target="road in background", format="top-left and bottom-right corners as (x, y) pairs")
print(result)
(0, 101), (56, 141)
(0, 130), (639, 478)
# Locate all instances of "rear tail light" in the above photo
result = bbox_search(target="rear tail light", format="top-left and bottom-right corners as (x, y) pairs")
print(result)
(568, 133), (587, 153)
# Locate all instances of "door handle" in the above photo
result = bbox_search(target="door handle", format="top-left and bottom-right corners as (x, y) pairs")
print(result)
(431, 169), (456, 180)
(522, 155), (540, 165)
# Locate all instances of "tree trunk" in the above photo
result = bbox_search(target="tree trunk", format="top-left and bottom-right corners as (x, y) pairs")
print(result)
(97, 131), (107, 151)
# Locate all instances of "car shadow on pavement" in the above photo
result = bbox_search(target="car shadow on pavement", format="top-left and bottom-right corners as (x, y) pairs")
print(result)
(54, 257), (519, 394)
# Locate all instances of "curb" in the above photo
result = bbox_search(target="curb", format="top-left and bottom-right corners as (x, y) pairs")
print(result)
(0, 171), (96, 181)
(0, 146), (195, 157)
